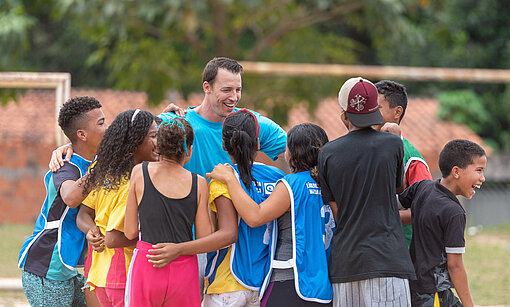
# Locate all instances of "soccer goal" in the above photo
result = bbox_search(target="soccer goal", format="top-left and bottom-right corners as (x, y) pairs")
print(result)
(0, 72), (71, 146)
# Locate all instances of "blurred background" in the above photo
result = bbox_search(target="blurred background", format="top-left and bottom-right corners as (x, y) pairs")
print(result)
(0, 0), (509, 305)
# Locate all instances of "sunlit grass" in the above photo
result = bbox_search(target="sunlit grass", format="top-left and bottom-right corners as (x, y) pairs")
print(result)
(1, 223), (509, 305)
(0, 224), (33, 278)
(465, 223), (510, 305)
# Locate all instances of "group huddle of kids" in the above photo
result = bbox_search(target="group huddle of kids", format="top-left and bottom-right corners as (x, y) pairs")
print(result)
(18, 57), (486, 307)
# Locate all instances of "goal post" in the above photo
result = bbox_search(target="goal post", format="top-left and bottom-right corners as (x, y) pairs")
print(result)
(0, 72), (71, 146)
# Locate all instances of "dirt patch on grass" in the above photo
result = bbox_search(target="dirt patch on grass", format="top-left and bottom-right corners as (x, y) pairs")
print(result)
(467, 234), (510, 246)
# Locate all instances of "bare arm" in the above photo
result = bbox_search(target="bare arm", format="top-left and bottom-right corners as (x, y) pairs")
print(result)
(49, 143), (74, 172)
(396, 175), (405, 194)
(105, 229), (137, 249)
(228, 181), (290, 228)
(399, 209), (411, 225)
(448, 253), (474, 307)
(124, 165), (142, 240)
(328, 201), (338, 222)
(206, 164), (290, 227)
(60, 174), (91, 209)
(77, 205), (104, 253)
(147, 195), (239, 268)
(194, 176), (214, 239)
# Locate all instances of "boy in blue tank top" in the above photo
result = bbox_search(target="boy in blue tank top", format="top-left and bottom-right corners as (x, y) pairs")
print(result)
(19, 96), (107, 306)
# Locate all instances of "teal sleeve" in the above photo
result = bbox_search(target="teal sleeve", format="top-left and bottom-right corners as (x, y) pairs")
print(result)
(256, 114), (287, 161)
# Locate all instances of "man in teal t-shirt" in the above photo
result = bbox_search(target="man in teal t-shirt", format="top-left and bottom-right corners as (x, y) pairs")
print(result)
(159, 57), (287, 176)
(159, 57), (287, 298)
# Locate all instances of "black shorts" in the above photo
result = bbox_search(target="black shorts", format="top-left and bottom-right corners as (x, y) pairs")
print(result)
(262, 279), (332, 307)
(411, 289), (462, 307)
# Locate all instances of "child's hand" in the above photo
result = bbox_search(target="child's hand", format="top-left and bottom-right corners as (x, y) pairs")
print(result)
(49, 143), (73, 172)
(380, 122), (402, 136)
(86, 226), (105, 253)
(206, 164), (235, 183)
(162, 103), (187, 117)
(147, 243), (183, 268)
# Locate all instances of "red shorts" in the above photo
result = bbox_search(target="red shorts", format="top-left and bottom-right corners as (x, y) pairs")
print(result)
(125, 240), (201, 307)
(84, 244), (93, 278)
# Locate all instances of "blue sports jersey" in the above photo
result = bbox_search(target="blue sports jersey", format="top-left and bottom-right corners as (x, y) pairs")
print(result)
(205, 163), (285, 292)
(262, 171), (335, 303)
(158, 107), (287, 177)
(19, 154), (91, 281)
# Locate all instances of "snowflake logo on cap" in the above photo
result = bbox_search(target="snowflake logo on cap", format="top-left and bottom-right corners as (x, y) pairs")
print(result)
(350, 94), (366, 112)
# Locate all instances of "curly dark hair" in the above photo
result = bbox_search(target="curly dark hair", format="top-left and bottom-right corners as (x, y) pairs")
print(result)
(375, 80), (408, 123)
(222, 110), (258, 189)
(58, 96), (102, 143)
(439, 139), (486, 178)
(84, 109), (155, 192)
(157, 117), (194, 162)
(202, 57), (243, 86)
(287, 123), (329, 183)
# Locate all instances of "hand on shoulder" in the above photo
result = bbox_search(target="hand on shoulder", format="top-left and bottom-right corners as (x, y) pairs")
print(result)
(206, 164), (235, 184)
(161, 103), (186, 117)
(380, 122), (401, 137)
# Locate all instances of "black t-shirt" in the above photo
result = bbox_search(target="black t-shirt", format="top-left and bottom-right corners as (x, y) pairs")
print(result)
(318, 128), (415, 283)
(399, 179), (466, 293)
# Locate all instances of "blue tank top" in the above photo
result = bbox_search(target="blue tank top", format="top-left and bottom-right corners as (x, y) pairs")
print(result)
(205, 163), (285, 294)
(262, 171), (335, 303)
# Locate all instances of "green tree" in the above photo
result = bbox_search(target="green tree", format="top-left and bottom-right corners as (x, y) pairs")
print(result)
(53, 0), (416, 121)
(373, 0), (510, 151)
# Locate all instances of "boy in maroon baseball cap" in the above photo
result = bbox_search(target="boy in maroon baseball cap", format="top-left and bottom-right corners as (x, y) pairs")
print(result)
(318, 77), (415, 307)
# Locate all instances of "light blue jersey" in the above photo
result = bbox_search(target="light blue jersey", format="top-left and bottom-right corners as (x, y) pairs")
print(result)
(205, 163), (285, 292)
(158, 107), (287, 177)
(262, 171), (335, 303)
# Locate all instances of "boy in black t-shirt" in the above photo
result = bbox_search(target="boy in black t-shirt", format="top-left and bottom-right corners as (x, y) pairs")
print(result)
(399, 139), (486, 307)
(318, 77), (415, 307)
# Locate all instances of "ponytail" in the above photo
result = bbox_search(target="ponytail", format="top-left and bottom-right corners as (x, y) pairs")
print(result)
(310, 166), (320, 185)
(222, 110), (259, 189)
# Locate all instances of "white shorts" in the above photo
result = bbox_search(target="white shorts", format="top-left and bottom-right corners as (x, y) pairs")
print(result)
(332, 277), (411, 307)
(203, 290), (260, 307)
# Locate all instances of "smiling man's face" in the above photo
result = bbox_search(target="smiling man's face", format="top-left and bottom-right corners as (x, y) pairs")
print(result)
(205, 68), (242, 121)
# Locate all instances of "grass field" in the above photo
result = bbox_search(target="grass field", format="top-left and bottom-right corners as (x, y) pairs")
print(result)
(1, 223), (509, 306)
(0, 224), (33, 279)
(464, 223), (510, 305)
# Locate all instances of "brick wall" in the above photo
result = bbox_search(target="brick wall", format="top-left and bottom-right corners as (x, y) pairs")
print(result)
(0, 142), (55, 224)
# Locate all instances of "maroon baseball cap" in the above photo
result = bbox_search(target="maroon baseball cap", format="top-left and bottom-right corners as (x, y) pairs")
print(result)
(338, 77), (384, 128)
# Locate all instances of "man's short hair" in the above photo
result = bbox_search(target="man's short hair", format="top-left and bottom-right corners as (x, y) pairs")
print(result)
(202, 57), (243, 86)
(58, 96), (102, 143)
(375, 80), (408, 123)
(439, 139), (486, 178)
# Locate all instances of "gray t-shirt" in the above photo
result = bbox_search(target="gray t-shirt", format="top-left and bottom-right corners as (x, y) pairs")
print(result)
(270, 211), (294, 282)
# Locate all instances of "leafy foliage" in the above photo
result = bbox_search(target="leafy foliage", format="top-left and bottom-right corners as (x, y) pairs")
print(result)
(1, 0), (509, 150)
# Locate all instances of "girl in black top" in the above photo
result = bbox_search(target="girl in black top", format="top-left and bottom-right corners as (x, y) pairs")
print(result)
(124, 117), (212, 306)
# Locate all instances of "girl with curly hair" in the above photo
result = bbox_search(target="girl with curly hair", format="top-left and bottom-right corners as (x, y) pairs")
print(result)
(207, 123), (335, 306)
(124, 117), (213, 306)
(76, 109), (159, 306)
